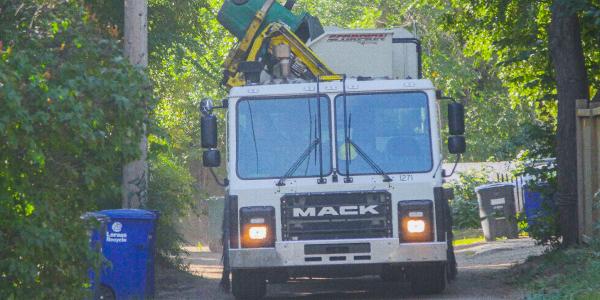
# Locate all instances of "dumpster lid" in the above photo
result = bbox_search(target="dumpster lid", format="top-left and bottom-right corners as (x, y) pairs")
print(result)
(474, 182), (515, 192)
(98, 209), (157, 220)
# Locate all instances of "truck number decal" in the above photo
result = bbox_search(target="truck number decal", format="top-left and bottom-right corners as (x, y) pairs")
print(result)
(398, 174), (414, 182)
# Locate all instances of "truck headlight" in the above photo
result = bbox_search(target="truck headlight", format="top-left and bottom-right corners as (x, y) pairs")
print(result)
(398, 200), (433, 242)
(248, 225), (268, 240)
(407, 219), (426, 233)
(240, 206), (276, 248)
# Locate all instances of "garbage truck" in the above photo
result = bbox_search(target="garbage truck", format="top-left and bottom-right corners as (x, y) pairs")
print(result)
(199, 0), (466, 298)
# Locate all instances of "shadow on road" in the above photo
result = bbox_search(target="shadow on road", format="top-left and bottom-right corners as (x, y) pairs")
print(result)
(156, 238), (546, 300)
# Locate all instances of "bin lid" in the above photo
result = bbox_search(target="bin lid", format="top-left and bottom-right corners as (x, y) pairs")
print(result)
(474, 182), (515, 192)
(98, 209), (157, 220)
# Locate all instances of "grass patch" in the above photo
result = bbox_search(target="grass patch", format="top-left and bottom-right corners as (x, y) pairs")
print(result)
(453, 228), (483, 240)
(453, 236), (486, 247)
(510, 244), (600, 299)
(453, 228), (485, 247)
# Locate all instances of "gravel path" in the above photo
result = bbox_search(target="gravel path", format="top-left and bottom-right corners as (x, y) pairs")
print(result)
(156, 238), (545, 299)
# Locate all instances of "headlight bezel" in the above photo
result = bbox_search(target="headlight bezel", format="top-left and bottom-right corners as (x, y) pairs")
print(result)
(240, 206), (276, 248)
(398, 200), (434, 243)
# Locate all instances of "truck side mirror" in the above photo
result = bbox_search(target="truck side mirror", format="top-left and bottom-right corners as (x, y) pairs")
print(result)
(203, 149), (221, 167)
(448, 102), (465, 135)
(200, 98), (221, 167)
(201, 114), (218, 148)
(447, 101), (466, 154)
(448, 135), (466, 154)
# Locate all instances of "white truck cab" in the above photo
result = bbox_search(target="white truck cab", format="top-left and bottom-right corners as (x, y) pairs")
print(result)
(200, 77), (463, 299)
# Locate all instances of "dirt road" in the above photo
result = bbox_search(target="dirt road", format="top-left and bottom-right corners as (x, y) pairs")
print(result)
(156, 238), (545, 299)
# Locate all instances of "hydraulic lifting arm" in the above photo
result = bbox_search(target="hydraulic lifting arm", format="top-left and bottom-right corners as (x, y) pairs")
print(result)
(221, 1), (338, 89)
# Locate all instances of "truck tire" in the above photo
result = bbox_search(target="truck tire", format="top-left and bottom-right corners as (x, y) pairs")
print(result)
(409, 262), (446, 295)
(232, 269), (267, 300)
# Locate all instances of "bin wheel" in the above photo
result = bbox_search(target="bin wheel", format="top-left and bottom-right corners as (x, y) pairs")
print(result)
(232, 269), (266, 300)
(409, 262), (447, 295)
(97, 285), (115, 300)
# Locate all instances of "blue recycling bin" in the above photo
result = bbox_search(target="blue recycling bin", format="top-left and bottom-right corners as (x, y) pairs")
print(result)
(523, 184), (554, 225)
(92, 209), (159, 299)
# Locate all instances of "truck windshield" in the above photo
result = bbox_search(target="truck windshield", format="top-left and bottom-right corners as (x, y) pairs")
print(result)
(237, 96), (331, 179)
(335, 92), (433, 175)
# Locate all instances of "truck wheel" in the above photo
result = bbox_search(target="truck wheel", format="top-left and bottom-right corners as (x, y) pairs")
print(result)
(232, 269), (266, 300)
(409, 262), (446, 295)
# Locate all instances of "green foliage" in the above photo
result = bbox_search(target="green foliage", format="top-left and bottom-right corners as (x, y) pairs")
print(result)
(144, 0), (229, 264)
(0, 1), (152, 298)
(518, 204), (560, 248)
(436, 0), (600, 119)
(524, 188), (559, 250)
(512, 121), (560, 247)
(513, 246), (600, 299)
(87, 0), (228, 270)
(147, 152), (198, 268)
(448, 169), (490, 229)
(148, 0), (231, 159)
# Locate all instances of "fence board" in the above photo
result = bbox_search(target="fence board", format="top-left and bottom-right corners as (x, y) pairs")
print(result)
(576, 99), (600, 242)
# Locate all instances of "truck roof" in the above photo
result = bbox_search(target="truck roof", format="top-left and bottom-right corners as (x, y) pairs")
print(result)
(228, 78), (435, 99)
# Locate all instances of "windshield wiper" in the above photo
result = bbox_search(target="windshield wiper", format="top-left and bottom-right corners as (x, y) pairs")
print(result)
(342, 107), (392, 183)
(345, 137), (393, 182)
(276, 138), (320, 186)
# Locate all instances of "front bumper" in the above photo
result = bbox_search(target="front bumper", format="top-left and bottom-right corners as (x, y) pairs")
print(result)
(229, 238), (447, 269)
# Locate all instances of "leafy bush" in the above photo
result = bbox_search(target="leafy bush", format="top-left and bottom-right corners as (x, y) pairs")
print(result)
(514, 155), (560, 248)
(147, 152), (198, 268)
(512, 190), (597, 298)
(448, 168), (490, 229)
(516, 188), (560, 249)
(0, 1), (151, 298)
(513, 246), (600, 299)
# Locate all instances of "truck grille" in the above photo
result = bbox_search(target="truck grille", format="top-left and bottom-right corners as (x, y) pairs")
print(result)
(281, 191), (392, 241)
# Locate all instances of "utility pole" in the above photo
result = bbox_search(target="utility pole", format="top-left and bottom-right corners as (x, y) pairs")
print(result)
(122, 0), (148, 208)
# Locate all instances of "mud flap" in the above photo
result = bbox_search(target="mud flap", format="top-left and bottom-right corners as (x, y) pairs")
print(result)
(220, 194), (232, 291)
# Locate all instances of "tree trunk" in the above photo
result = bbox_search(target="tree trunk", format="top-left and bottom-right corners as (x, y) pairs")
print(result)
(548, 0), (589, 246)
(122, 0), (148, 208)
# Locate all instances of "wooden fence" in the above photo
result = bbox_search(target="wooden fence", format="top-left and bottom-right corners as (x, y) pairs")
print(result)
(576, 99), (600, 243)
